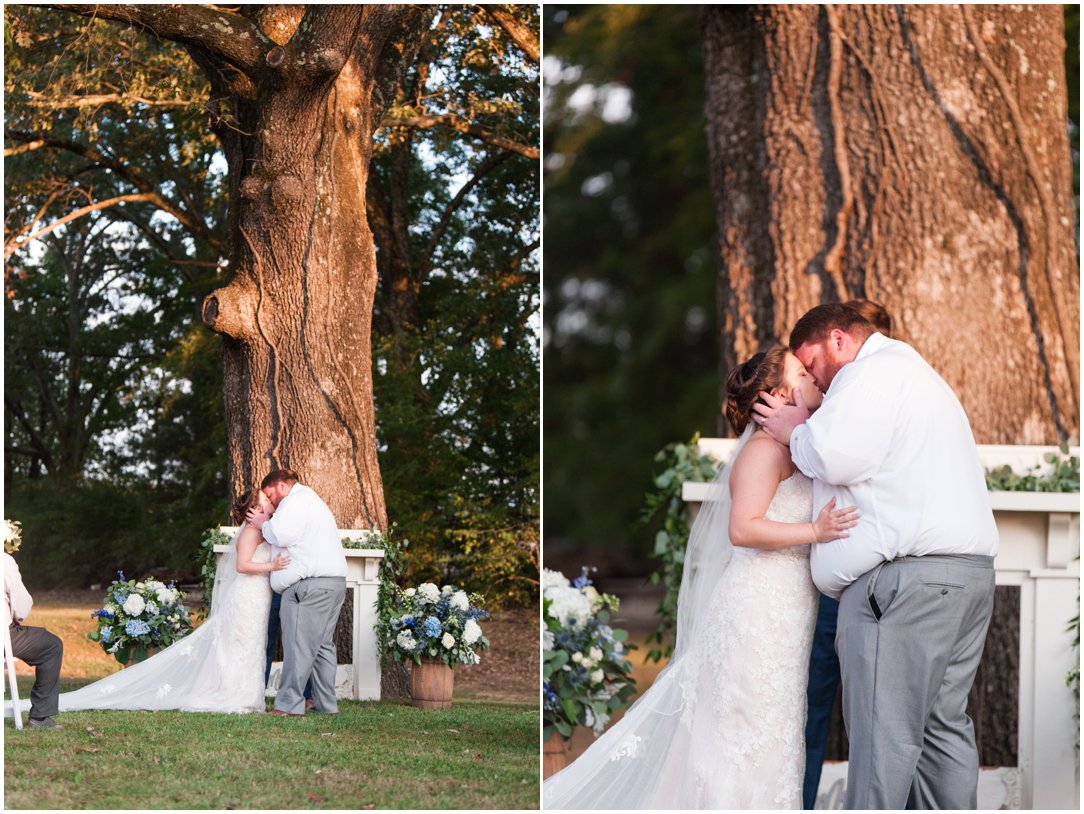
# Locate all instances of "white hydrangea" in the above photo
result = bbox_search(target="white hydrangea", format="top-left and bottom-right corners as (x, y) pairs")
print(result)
(450, 590), (470, 611)
(396, 630), (417, 650)
(123, 593), (146, 616)
(417, 583), (440, 603)
(145, 579), (164, 592)
(545, 585), (592, 630)
(144, 602), (159, 616)
(441, 632), (456, 649)
(155, 587), (177, 605)
(541, 568), (570, 592)
(463, 619), (482, 645)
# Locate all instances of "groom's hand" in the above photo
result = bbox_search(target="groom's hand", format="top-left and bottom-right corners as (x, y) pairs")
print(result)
(246, 508), (271, 529)
(752, 388), (810, 445)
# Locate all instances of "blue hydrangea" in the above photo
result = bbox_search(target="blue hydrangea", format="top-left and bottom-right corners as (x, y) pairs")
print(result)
(125, 619), (151, 637)
(422, 616), (442, 638)
(100, 628), (113, 644)
(112, 591), (128, 606)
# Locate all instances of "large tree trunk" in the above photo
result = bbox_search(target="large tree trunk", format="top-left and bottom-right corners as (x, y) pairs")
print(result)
(703, 4), (1078, 444)
(192, 6), (432, 527)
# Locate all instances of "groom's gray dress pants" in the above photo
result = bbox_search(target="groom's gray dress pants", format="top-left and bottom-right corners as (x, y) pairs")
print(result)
(837, 554), (995, 810)
(277, 576), (346, 715)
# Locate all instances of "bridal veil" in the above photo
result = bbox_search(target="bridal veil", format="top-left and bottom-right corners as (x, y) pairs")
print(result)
(543, 427), (753, 809)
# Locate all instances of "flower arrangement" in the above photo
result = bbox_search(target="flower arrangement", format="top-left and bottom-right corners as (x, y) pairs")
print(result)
(543, 568), (637, 739)
(381, 582), (490, 669)
(88, 572), (194, 664)
(4, 519), (22, 555)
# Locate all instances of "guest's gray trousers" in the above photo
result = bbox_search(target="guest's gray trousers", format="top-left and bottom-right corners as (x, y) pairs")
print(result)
(837, 554), (995, 810)
(8, 622), (63, 720)
(276, 576), (346, 714)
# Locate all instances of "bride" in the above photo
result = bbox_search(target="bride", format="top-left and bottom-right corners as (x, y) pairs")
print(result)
(15, 491), (289, 715)
(544, 346), (859, 809)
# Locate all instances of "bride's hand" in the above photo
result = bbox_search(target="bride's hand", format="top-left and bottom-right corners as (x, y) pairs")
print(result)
(271, 553), (291, 571)
(811, 497), (860, 543)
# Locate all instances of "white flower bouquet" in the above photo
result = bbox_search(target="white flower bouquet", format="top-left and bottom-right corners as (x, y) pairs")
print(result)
(381, 582), (490, 669)
(543, 568), (637, 738)
(88, 571), (194, 664)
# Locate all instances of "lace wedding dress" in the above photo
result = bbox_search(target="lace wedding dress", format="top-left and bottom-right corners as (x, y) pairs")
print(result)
(544, 436), (819, 809)
(45, 532), (270, 714)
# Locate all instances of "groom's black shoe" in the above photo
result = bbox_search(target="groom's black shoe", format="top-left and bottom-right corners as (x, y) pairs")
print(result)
(26, 716), (64, 730)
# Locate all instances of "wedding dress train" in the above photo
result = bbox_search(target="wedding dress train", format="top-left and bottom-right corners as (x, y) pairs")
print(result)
(11, 533), (271, 715)
(544, 455), (818, 809)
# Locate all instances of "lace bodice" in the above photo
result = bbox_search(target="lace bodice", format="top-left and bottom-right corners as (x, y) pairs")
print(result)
(765, 470), (814, 523)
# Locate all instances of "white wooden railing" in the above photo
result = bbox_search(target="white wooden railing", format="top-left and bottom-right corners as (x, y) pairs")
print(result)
(214, 528), (384, 701)
(682, 441), (1080, 810)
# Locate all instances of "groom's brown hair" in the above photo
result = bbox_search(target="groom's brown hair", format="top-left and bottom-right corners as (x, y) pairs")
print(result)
(261, 468), (300, 490)
(789, 302), (876, 351)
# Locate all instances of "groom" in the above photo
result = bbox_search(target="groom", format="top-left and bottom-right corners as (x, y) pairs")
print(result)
(247, 468), (347, 716)
(754, 303), (998, 809)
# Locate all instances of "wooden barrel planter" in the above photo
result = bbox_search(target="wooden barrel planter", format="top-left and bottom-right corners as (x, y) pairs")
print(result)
(412, 657), (454, 709)
(543, 731), (571, 779)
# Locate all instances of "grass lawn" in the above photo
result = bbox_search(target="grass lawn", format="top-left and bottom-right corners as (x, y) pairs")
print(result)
(6, 679), (538, 809)
(5, 593), (540, 809)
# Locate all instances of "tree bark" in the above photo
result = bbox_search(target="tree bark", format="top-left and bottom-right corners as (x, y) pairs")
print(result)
(703, 4), (1078, 444)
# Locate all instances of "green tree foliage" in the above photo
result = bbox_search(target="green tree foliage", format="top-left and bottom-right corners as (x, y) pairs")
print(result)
(370, 5), (540, 604)
(543, 5), (717, 572)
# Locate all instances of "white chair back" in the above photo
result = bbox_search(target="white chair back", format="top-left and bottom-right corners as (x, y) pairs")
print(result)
(3, 625), (23, 730)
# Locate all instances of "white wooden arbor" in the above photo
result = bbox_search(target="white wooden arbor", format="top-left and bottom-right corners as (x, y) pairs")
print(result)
(683, 441), (1080, 810)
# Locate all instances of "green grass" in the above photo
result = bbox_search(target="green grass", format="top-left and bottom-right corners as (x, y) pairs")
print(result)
(5, 679), (539, 810)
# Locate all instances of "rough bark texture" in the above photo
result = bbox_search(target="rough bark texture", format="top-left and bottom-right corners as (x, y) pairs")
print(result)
(704, 4), (1078, 444)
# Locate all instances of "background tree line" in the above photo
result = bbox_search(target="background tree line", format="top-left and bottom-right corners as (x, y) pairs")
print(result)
(4, 4), (539, 607)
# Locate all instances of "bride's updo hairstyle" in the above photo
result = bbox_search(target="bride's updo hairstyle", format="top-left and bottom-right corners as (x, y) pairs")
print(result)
(724, 345), (789, 434)
(231, 490), (259, 524)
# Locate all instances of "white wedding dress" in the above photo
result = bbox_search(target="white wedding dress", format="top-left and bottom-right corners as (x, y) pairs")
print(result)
(545, 430), (819, 809)
(14, 532), (271, 715)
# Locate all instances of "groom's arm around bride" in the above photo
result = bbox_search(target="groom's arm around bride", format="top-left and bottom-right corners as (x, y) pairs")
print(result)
(248, 469), (348, 716)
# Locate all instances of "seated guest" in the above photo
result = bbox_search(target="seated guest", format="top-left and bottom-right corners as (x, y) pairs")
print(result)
(4, 551), (64, 729)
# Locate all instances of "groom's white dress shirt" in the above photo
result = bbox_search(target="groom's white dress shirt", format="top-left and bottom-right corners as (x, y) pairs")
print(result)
(791, 332), (999, 599)
(262, 484), (347, 593)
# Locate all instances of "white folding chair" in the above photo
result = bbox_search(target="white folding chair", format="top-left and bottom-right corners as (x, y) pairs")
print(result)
(4, 624), (23, 730)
